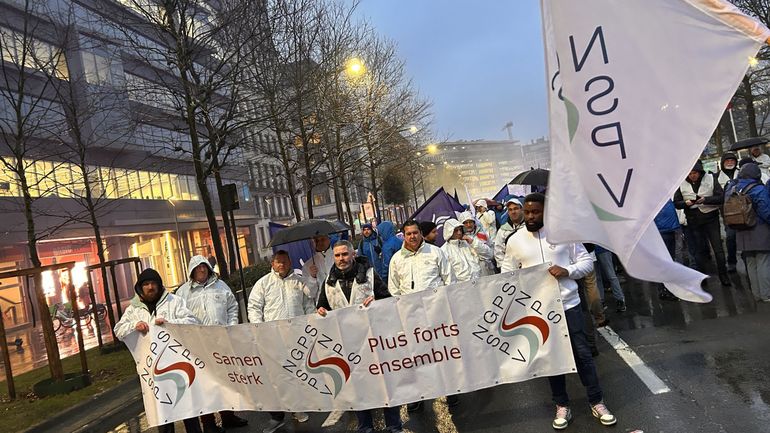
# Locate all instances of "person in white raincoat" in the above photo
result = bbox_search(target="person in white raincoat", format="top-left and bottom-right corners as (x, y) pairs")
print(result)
(388, 220), (456, 296)
(458, 211), (495, 276)
(175, 256), (246, 430)
(247, 250), (315, 432)
(113, 268), (203, 433)
(301, 234), (335, 305)
(176, 255), (239, 326)
(440, 218), (493, 282)
(474, 199), (498, 241)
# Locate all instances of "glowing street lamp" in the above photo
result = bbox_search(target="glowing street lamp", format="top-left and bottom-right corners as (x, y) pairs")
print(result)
(749, 56), (759, 67)
(345, 57), (366, 77)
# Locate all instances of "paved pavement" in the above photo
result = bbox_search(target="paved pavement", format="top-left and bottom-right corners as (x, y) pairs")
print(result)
(89, 270), (770, 432)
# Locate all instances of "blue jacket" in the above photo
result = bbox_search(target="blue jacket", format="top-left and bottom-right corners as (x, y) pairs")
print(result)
(358, 230), (385, 281)
(654, 200), (681, 234)
(377, 221), (402, 284)
(726, 178), (770, 252)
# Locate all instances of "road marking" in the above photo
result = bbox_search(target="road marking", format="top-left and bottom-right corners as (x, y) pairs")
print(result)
(322, 410), (345, 427)
(597, 326), (671, 395)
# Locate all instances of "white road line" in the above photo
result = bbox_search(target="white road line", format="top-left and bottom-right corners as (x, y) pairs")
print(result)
(597, 326), (671, 395)
(321, 410), (345, 427)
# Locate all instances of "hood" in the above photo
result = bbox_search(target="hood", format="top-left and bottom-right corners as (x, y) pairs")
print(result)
(458, 211), (475, 223)
(442, 218), (464, 241)
(692, 159), (705, 175)
(378, 221), (396, 241)
(134, 268), (164, 295)
(738, 162), (761, 180)
(721, 152), (738, 166)
(186, 255), (214, 280)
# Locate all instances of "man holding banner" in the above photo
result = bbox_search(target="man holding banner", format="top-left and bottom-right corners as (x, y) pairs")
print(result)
(501, 193), (616, 429)
(316, 240), (403, 433)
(247, 251), (316, 432)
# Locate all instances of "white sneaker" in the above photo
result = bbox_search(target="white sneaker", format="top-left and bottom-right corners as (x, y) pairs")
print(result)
(552, 405), (572, 430)
(293, 412), (309, 423)
(591, 401), (617, 426)
(263, 418), (285, 433)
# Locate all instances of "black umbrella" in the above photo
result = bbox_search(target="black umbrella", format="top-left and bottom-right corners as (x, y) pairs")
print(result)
(268, 219), (345, 247)
(510, 168), (550, 186)
(730, 136), (769, 152)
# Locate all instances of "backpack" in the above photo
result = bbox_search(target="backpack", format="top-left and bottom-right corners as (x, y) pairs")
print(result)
(723, 182), (759, 230)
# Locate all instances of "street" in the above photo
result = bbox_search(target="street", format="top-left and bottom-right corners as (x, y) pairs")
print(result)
(105, 271), (770, 433)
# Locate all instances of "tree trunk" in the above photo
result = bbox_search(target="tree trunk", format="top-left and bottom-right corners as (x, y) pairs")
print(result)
(213, 158), (237, 275)
(18, 167), (63, 381)
(339, 167), (357, 239)
(743, 75), (758, 138)
(714, 122), (723, 155)
(275, 131), (303, 221)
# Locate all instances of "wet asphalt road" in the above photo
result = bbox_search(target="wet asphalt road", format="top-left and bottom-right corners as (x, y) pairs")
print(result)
(108, 270), (770, 433)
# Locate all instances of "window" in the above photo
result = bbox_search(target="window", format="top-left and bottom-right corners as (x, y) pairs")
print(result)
(81, 51), (119, 85)
(0, 26), (68, 79)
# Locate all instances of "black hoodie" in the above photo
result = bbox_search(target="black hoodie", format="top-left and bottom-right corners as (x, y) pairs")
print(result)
(719, 152), (738, 183)
(316, 256), (390, 310)
(133, 268), (164, 315)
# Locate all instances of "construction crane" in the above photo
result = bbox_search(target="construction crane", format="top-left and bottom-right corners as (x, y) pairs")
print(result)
(502, 121), (514, 140)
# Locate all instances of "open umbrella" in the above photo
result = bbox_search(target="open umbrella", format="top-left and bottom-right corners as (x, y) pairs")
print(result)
(510, 168), (550, 186)
(730, 136), (769, 152)
(268, 219), (347, 247)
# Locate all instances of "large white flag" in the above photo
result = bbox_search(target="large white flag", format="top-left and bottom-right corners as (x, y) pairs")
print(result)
(541, 0), (770, 302)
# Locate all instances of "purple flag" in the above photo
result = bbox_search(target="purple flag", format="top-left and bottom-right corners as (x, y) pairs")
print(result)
(269, 222), (314, 273)
(409, 187), (465, 246)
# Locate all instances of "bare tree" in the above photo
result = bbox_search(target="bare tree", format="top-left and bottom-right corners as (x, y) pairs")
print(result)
(0, 0), (70, 381)
(104, 0), (263, 277)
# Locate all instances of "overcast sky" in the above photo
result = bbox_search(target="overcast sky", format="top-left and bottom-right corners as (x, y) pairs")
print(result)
(354, 0), (548, 143)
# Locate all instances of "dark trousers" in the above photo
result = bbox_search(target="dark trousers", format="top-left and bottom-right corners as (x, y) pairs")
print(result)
(355, 406), (402, 432)
(725, 226), (737, 266)
(692, 219), (728, 275)
(157, 418), (202, 433)
(548, 306), (603, 406)
(269, 412), (285, 421)
(661, 231), (676, 260)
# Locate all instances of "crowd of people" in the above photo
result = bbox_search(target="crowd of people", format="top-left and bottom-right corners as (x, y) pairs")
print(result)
(113, 145), (770, 433)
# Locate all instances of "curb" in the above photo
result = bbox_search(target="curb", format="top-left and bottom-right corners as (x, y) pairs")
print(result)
(22, 377), (143, 433)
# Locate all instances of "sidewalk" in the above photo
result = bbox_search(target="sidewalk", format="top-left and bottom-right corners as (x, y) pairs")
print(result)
(22, 377), (143, 433)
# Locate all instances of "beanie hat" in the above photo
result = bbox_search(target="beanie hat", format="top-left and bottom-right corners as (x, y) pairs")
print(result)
(134, 268), (163, 295)
(418, 220), (437, 237)
(738, 162), (761, 180)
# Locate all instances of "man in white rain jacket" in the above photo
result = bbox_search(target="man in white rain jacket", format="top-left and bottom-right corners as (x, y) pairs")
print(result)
(388, 220), (456, 296)
(301, 234), (335, 305)
(500, 193), (616, 430)
(458, 211), (495, 276)
(494, 198), (525, 266)
(441, 218), (493, 282)
(247, 250), (315, 432)
(475, 199), (498, 242)
(114, 268), (203, 433)
(175, 255), (246, 430)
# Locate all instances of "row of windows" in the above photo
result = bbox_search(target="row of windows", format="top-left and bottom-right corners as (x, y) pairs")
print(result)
(0, 26), (69, 80)
(125, 73), (177, 111)
(0, 159), (201, 201)
(135, 122), (193, 156)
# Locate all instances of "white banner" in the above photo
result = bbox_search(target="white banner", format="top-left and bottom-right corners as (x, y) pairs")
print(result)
(124, 264), (574, 427)
(541, 0), (770, 302)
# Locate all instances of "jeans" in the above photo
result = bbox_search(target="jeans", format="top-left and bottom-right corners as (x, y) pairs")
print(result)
(692, 219), (728, 276)
(356, 406), (402, 432)
(725, 226), (737, 267)
(660, 231), (676, 260)
(745, 252), (770, 300)
(682, 225), (699, 267)
(548, 306), (603, 406)
(594, 252), (624, 303)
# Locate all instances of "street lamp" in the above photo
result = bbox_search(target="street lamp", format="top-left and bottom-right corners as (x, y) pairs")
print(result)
(167, 198), (187, 268)
(345, 57), (366, 77)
